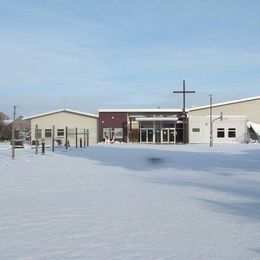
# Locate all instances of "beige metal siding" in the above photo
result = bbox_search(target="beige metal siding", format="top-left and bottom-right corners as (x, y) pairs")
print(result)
(189, 98), (260, 123)
(31, 111), (98, 145)
(189, 116), (247, 144)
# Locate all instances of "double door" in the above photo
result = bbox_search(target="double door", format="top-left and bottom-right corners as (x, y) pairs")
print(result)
(162, 128), (176, 143)
(140, 128), (176, 143)
(141, 129), (154, 143)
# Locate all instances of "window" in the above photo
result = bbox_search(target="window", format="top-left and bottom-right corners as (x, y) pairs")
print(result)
(103, 128), (112, 139)
(89, 129), (97, 138)
(228, 128), (236, 138)
(140, 122), (153, 128)
(67, 128), (74, 136)
(114, 128), (123, 138)
(192, 128), (200, 132)
(162, 122), (175, 128)
(57, 129), (64, 137)
(45, 129), (52, 138)
(217, 128), (225, 138)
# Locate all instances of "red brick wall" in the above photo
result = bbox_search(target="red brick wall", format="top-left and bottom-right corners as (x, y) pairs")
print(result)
(98, 112), (128, 142)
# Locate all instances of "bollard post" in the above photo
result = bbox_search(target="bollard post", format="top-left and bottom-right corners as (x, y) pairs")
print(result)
(12, 105), (16, 159)
(87, 129), (89, 147)
(80, 138), (82, 148)
(42, 140), (45, 154)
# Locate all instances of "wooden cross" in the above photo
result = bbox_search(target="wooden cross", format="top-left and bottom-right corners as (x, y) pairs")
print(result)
(173, 80), (196, 113)
(173, 80), (196, 143)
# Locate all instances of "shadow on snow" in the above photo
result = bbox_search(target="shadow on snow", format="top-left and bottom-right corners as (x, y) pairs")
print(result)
(57, 144), (260, 174)
(56, 144), (260, 222)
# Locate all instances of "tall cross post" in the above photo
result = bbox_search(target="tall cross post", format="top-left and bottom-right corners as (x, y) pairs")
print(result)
(173, 80), (196, 144)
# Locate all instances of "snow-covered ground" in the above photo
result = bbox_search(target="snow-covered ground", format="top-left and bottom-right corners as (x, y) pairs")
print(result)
(0, 143), (260, 259)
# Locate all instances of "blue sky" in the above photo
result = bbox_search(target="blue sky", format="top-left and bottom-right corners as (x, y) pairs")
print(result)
(0, 0), (260, 117)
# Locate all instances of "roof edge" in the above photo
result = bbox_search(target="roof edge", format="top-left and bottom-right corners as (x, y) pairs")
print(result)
(189, 96), (260, 111)
(23, 108), (98, 120)
(99, 108), (182, 113)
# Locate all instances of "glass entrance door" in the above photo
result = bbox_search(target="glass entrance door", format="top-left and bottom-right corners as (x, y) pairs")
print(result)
(141, 129), (146, 142)
(140, 129), (154, 143)
(155, 128), (161, 143)
(147, 129), (153, 142)
(162, 129), (169, 143)
(162, 128), (175, 143)
(169, 129), (175, 143)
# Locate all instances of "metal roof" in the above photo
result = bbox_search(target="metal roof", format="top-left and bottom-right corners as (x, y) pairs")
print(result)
(99, 108), (182, 113)
(23, 108), (98, 120)
(135, 116), (179, 121)
(189, 96), (260, 111)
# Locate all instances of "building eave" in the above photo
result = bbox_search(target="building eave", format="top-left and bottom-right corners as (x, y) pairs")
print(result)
(99, 108), (183, 113)
(23, 108), (98, 120)
(189, 96), (260, 112)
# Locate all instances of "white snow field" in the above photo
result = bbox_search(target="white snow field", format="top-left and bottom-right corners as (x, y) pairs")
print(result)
(0, 143), (260, 259)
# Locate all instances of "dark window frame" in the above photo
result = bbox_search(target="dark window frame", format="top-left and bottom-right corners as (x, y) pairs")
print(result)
(192, 128), (200, 132)
(45, 129), (52, 138)
(57, 129), (64, 137)
(217, 128), (225, 138)
(228, 128), (236, 138)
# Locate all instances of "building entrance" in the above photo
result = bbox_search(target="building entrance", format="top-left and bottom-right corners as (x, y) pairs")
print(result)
(138, 120), (182, 144)
(140, 128), (176, 144)
(162, 128), (176, 143)
(141, 129), (154, 143)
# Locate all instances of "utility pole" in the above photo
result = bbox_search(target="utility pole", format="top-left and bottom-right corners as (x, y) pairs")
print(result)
(210, 111), (224, 147)
(75, 127), (78, 148)
(173, 80), (196, 144)
(11, 106), (16, 159)
(209, 94), (213, 147)
(84, 129), (86, 147)
(52, 125), (55, 152)
(65, 127), (68, 150)
(35, 124), (39, 154)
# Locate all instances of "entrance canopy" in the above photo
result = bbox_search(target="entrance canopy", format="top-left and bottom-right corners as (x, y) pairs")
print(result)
(135, 117), (179, 122)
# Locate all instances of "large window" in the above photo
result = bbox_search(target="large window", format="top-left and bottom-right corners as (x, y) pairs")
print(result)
(140, 122), (153, 128)
(103, 128), (112, 139)
(114, 128), (123, 138)
(162, 122), (175, 128)
(45, 129), (52, 138)
(57, 129), (64, 137)
(228, 128), (236, 138)
(217, 128), (225, 138)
